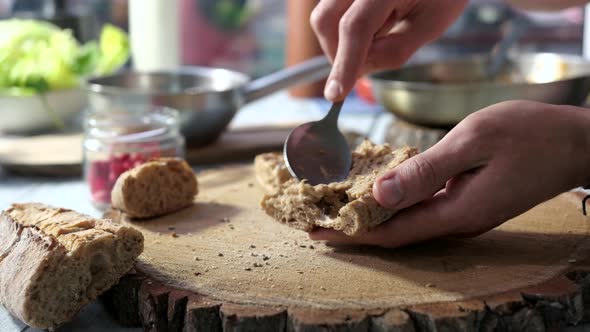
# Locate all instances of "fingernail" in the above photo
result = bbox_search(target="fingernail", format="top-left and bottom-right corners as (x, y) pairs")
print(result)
(324, 79), (343, 101)
(376, 176), (403, 208)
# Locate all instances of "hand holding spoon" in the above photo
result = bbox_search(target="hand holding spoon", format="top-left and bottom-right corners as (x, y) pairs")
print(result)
(284, 101), (352, 185)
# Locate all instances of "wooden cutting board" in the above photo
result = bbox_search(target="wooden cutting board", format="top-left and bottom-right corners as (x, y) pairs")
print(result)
(103, 165), (590, 331)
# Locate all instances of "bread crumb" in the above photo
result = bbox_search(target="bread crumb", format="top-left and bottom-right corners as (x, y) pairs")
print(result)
(194, 257), (200, 261)
(171, 232), (178, 238)
(250, 244), (256, 249)
(320, 286), (326, 291)
(218, 253), (224, 257)
(298, 286), (303, 290)
(425, 283), (436, 288)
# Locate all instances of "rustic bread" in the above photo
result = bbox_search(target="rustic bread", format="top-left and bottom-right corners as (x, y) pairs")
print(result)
(254, 152), (292, 193)
(0, 203), (144, 330)
(260, 141), (417, 236)
(111, 158), (198, 219)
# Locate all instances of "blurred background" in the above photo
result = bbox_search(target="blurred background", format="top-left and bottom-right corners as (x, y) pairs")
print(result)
(0, 0), (583, 79)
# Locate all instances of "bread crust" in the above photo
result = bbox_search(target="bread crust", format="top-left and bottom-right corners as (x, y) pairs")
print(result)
(259, 141), (417, 236)
(111, 158), (198, 219)
(0, 203), (144, 329)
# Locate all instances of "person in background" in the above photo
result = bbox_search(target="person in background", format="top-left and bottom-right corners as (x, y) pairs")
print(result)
(309, 0), (590, 247)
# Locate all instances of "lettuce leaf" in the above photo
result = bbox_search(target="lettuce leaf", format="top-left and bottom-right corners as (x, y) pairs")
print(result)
(95, 24), (129, 76)
(0, 19), (129, 96)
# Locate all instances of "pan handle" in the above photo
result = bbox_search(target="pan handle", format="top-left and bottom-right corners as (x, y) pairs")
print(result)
(242, 56), (331, 104)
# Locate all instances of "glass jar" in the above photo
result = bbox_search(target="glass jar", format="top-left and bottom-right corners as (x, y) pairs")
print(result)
(83, 106), (185, 210)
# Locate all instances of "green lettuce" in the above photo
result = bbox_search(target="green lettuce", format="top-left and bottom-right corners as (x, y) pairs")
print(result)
(0, 19), (129, 96)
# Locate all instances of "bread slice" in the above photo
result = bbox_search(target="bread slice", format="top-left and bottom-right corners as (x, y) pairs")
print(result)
(254, 152), (292, 193)
(111, 158), (198, 219)
(0, 203), (144, 330)
(260, 141), (417, 236)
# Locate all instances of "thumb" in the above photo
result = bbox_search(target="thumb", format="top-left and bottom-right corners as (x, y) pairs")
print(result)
(373, 144), (479, 210)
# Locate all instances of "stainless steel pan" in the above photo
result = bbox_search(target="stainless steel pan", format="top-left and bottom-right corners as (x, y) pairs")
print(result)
(369, 52), (590, 128)
(86, 56), (331, 145)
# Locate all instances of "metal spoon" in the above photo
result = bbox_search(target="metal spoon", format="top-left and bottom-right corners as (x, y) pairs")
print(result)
(284, 101), (352, 185)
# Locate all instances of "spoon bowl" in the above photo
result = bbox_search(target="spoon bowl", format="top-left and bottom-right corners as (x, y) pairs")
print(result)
(284, 101), (352, 185)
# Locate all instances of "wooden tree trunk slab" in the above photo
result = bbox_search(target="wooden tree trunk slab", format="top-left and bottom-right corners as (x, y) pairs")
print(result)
(103, 165), (590, 331)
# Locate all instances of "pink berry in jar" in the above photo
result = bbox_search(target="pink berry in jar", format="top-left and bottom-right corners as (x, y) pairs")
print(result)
(92, 189), (111, 204)
(119, 153), (131, 162)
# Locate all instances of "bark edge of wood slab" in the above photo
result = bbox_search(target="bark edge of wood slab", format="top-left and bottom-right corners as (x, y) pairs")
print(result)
(101, 269), (590, 331)
(102, 165), (590, 331)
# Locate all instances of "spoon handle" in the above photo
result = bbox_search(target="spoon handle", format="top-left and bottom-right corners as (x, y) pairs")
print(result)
(322, 101), (344, 126)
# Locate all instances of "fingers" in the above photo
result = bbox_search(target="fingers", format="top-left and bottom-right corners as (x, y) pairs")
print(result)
(373, 135), (486, 211)
(363, 0), (468, 73)
(311, 169), (491, 248)
(309, 0), (353, 62)
(324, 0), (397, 101)
(310, 192), (460, 248)
(361, 25), (424, 74)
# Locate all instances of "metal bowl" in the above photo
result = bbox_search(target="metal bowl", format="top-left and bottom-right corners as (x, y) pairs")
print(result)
(86, 57), (331, 146)
(370, 53), (590, 128)
(86, 67), (248, 146)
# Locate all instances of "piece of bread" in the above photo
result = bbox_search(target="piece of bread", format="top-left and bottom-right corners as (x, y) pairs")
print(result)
(111, 158), (198, 219)
(254, 152), (292, 193)
(260, 141), (417, 236)
(0, 203), (144, 330)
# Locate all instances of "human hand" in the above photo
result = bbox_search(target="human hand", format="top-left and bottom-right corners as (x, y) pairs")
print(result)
(310, 0), (468, 101)
(310, 101), (590, 248)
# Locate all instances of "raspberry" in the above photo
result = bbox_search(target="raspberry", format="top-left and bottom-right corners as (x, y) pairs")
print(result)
(86, 141), (173, 207)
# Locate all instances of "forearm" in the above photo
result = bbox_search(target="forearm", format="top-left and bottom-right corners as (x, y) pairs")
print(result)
(505, 0), (588, 11)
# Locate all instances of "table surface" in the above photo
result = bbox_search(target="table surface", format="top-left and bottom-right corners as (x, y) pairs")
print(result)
(1, 93), (589, 331)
